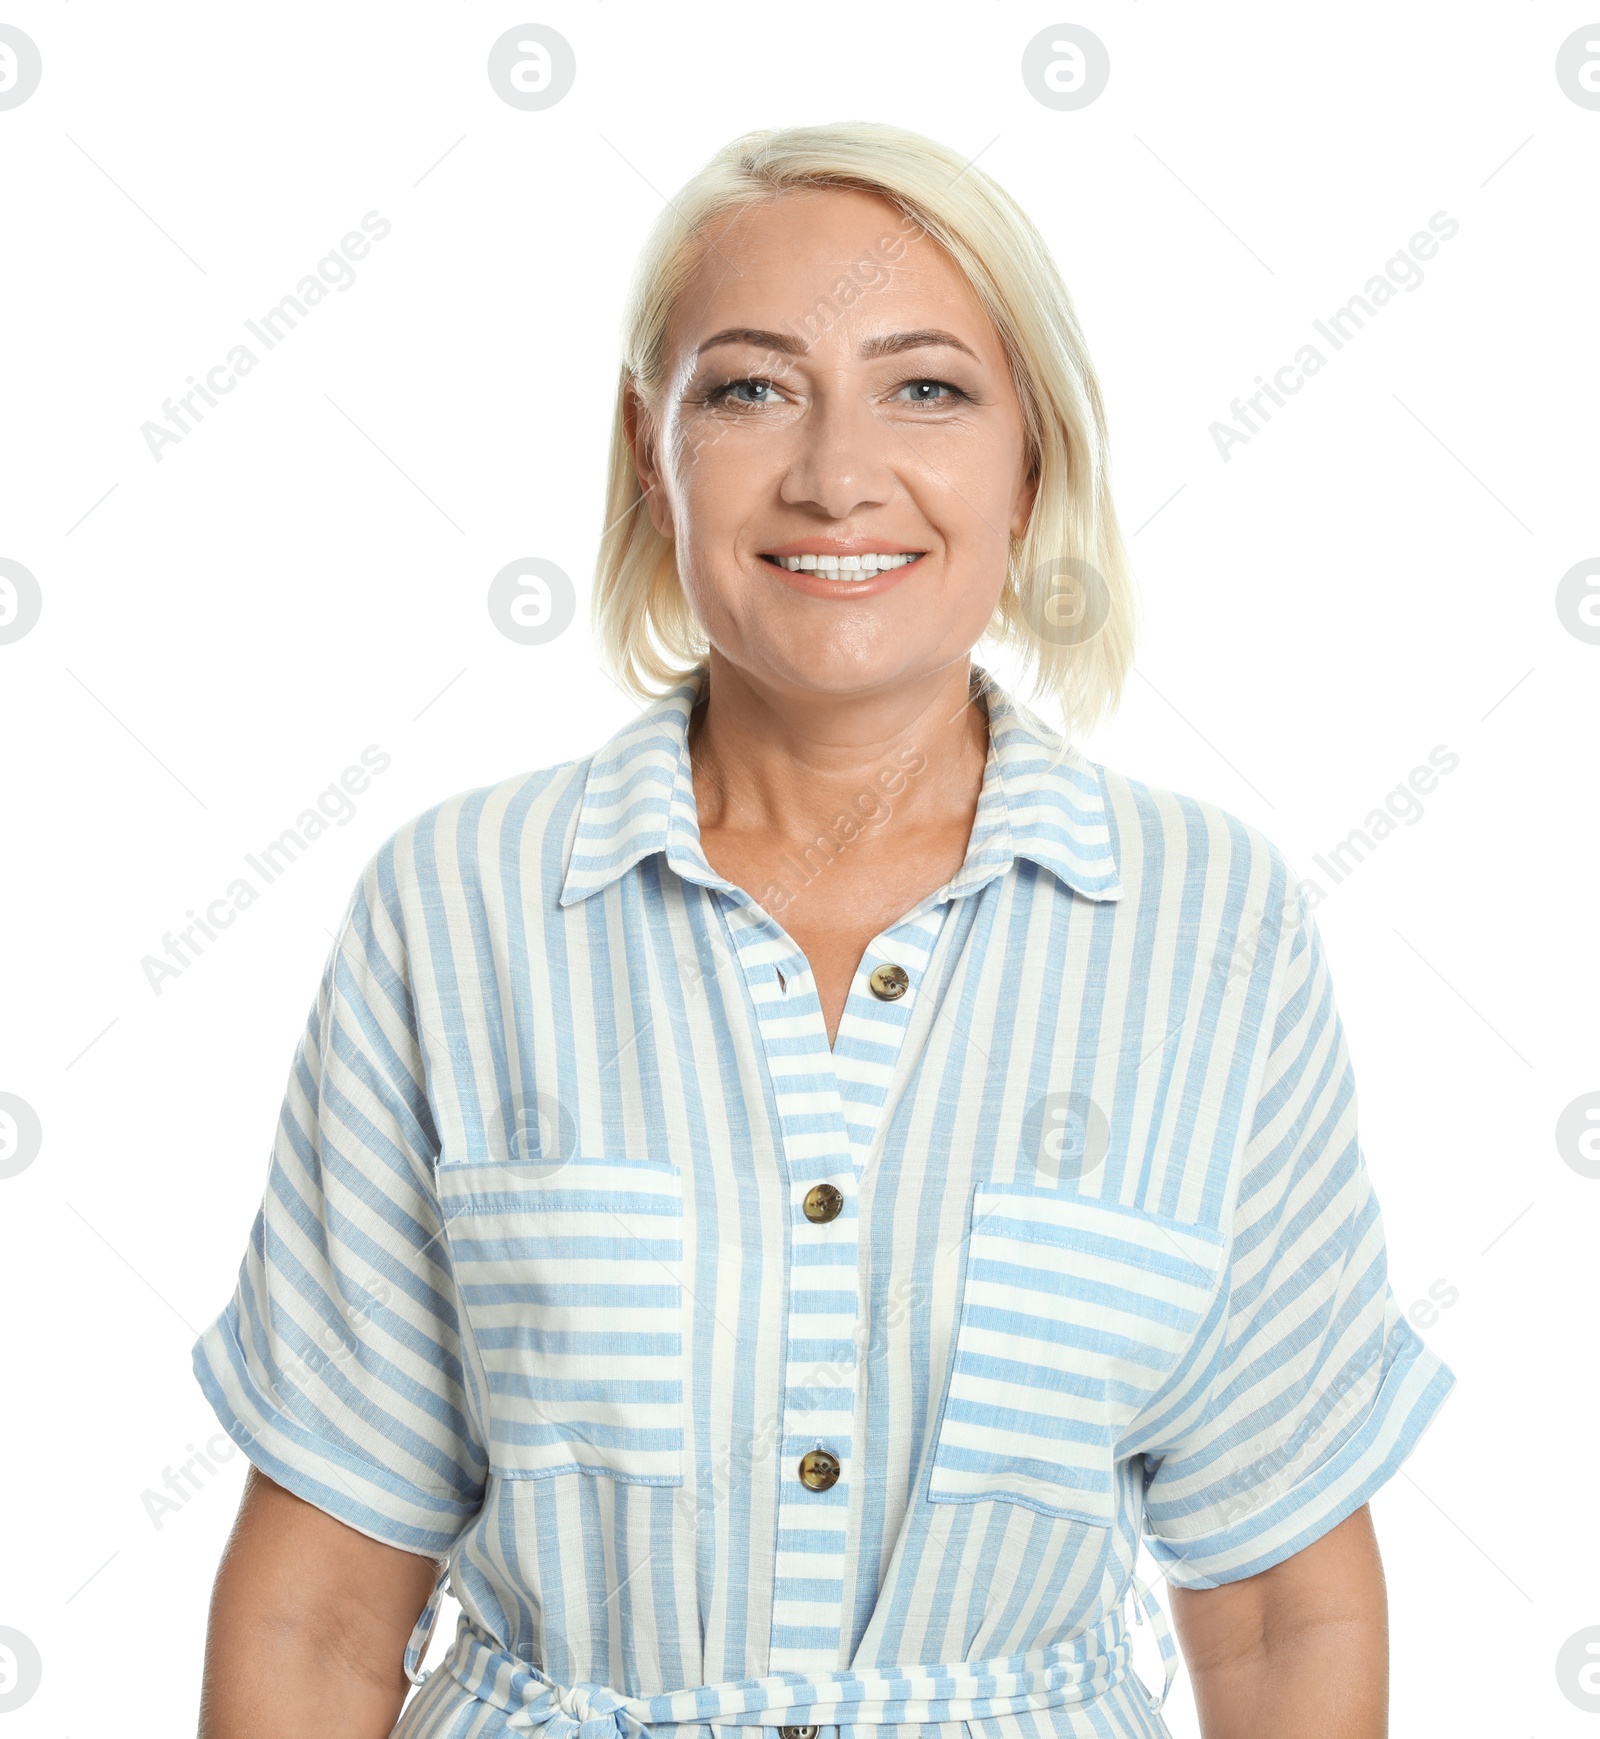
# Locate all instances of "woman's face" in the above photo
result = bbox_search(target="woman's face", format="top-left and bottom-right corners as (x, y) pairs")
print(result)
(629, 187), (1038, 701)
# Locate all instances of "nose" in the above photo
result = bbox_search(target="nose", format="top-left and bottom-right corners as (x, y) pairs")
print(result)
(777, 376), (900, 522)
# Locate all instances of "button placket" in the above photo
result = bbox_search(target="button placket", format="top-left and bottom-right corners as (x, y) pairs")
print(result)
(716, 899), (947, 1688)
(716, 898), (859, 1678)
(829, 931), (937, 1178)
(776, 1101), (854, 1673)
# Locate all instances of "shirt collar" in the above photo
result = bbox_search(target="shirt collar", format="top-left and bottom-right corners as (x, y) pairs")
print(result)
(557, 660), (1122, 909)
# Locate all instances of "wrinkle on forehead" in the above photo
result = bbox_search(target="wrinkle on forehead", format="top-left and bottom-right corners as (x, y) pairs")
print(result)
(665, 188), (996, 377)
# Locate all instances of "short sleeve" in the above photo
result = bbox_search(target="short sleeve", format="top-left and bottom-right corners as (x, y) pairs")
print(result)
(1139, 885), (1456, 1589)
(191, 854), (487, 1556)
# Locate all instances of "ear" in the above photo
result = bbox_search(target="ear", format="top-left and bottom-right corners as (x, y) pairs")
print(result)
(623, 381), (675, 541)
(1010, 453), (1040, 543)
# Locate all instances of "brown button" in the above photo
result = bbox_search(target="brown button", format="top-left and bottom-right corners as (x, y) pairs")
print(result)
(867, 963), (909, 1001)
(803, 1183), (843, 1223)
(780, 1729), (819, 1739)
(798, 1449), (840, 1491)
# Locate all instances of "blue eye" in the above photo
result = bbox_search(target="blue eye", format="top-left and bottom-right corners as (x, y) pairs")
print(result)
(706, 378), (779, 406)
(700, 375), (970, 409)
(896, 379), (963, 403)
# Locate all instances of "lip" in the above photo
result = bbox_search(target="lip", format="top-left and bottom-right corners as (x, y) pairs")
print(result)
(758, 548), (927, 600)
(760, 538), (927, 557)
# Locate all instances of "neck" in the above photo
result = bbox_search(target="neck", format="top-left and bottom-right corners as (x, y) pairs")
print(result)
(686, 651), (991, 846)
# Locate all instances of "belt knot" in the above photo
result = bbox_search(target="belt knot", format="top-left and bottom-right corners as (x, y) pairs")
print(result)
(533, 1677), (652, 1739)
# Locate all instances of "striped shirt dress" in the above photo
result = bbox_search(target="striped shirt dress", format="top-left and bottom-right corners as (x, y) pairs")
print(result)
(192, 657), (1456, 1738)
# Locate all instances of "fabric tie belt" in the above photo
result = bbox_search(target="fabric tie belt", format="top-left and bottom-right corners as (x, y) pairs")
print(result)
(403, 1568), (1178, 1734)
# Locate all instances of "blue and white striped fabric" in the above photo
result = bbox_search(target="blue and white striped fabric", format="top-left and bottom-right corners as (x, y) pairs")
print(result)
(192, 657), (1455, 1738)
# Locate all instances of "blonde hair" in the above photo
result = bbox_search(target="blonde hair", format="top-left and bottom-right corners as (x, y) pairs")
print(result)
(591, 120), (1136, 745)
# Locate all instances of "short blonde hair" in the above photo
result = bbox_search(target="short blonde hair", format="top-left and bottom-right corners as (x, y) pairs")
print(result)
(592, 120), (1135, 744)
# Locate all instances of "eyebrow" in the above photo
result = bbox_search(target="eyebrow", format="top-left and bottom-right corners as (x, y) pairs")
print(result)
(693, 327), (981, 363)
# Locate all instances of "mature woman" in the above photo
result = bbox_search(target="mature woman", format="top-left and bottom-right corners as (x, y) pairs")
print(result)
(193, 122), (1454, 1739)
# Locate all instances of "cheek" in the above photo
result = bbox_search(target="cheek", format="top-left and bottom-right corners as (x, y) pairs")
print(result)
(661, 413), (729, 495)
(667, 448), (757, 596)
(673, 426), (778, 523)
(905, 446), (1026, 542)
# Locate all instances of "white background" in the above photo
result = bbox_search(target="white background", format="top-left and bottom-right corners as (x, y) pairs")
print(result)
(1, 3), (1597, 1733)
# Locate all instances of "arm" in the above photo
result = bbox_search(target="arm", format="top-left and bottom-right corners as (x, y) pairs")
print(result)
(1168, 1504), (1388, 1739)
(199, 1465), (443, 1739)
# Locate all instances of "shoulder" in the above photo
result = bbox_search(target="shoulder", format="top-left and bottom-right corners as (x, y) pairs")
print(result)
(1080, 758), (1325, 1092)
(341, 754), (596, 934)
(1087, 754), (1302, 917)
(1078, 756), (1312, 996)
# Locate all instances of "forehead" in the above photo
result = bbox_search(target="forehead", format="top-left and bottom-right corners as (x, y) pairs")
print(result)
(665, 187), (998, 357)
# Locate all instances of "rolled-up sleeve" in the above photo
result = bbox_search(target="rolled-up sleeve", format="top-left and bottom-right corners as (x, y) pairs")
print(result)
(191, 849), (487, 1556)
(1139, 885), (1456, 1589)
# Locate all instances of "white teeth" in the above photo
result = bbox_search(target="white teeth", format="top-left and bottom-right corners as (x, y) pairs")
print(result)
(773, 553), (922, 576)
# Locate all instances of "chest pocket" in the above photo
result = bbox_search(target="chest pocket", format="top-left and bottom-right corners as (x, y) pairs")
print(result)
(436, 1155), (684, 1486)
(928, 1185), (1226, 1527)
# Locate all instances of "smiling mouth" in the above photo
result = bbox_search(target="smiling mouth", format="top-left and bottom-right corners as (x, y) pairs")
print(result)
(759, 552), (926, 578)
